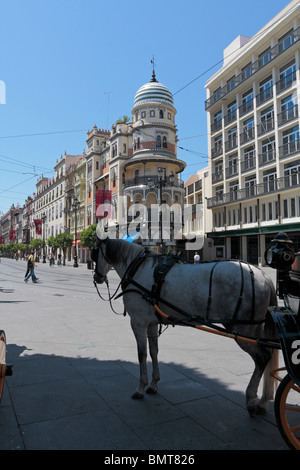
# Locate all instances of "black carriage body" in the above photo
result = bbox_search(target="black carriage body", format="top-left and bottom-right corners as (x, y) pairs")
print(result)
(270, 307), (300, 387)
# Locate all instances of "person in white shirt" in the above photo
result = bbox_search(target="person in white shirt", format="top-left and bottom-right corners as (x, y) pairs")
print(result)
(194, 252), (200, 263)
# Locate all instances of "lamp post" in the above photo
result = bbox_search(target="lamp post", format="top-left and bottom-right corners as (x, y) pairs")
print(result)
(72, 197), (80, 267)
(147, 168), (175, 253)
(41, 212), (47, 263)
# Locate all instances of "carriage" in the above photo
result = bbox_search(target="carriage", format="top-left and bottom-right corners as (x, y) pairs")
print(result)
(92, 229), (300, 450)
(0, 331), (13, 404)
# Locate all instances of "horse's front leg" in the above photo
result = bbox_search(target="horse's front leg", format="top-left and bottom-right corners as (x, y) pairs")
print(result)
(130, 319), (148, 399)
(146, 324), (160, 394)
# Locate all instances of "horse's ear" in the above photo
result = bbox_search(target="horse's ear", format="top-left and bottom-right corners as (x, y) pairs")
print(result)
(96, 223), (108, 242)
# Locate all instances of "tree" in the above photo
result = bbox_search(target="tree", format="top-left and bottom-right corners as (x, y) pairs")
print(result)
(55, 233), (73, 266)
(80, 224), (97, 260)
(30, 238), (45, 261)
(47, 236), (59, 255)
(115, 115), (130, 124)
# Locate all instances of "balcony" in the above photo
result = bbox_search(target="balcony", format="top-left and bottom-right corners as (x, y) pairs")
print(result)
(211, 120), (222, 134)
(225, 136), (237, 152)
(258, 149), (276, 167)
(212, 170), (224, 184)
(241, 157), (256, 173)
(224, 110), (237, 126)
(205, 26), (300, 110)
(123, 174), (182, 190)
(256, 87), (273, 107)
(278, 104), (298, 127)
(239, 99), (254, 118)
(225, 165), (238, 179)
(207, 172), (300, 208)
(279, 139), (300, 159)
(240, 127), (255, 145)
(276, 70), (297, 94)
(211, 145), (223, 159)
(257, 116), (275, 136)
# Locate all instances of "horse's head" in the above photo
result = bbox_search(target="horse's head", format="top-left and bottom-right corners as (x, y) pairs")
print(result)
(91, 226), (111, 284)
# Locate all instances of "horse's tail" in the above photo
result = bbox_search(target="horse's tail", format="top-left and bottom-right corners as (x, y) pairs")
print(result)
(262, 279), (279, 402)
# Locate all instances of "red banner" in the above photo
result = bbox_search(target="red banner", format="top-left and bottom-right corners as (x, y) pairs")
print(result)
(95, 190), (111, 219)
(9, 230), (16, 241)
(34, 219), (42, 235)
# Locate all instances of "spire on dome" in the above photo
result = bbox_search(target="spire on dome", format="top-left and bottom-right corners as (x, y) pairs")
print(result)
(150, 55), (157, 82)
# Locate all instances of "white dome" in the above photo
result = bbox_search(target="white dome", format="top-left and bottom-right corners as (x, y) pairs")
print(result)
(134, 76), (174, 107)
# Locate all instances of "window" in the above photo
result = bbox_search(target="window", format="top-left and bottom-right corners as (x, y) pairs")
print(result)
(284, 160), (300, 187)
(258, 47), (271, 67)
(243, 146), (255, 170)
(156, 135), (161, 148)
(242, 89), (253, 113)
(280, 93), (298, 123)
(245, 177), (256, 197)
(226, 101), (237, 120)
(283, 199), (288, 218)
(241, 62), (253, 81)
(228, 154), (238, 177)
(263, 169), (277, 193)
(162, 136), (167, 148)
(150, 110), (155, 117)
(291, 198), (296, 217)
(159, 110), (164, 119)
(261, 137), (275, 163)
(282, 125), (299, 156)
(226, 75), (236, 93)
(229, 180), (239, 201)
(278, 61), (296, 92)
(278, 29), (295, 53)
(141, 111), (146, 118)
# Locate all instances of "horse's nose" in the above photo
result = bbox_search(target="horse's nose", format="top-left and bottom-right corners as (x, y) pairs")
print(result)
(93, 273), (107, 284)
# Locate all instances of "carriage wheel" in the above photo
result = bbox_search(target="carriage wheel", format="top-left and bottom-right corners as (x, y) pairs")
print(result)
(275, 374), (300, 450)
(0, 330), (7, 402)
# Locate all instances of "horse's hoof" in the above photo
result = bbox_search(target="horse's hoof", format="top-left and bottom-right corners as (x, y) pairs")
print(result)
(146, 386), (157, 395)
(256, 405), (267, 415)
(131, 391), (144, 399)
(247, 403), (258, 417)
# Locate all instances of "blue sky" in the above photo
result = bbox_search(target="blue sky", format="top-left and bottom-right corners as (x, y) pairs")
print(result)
(0, 0), (290, 213)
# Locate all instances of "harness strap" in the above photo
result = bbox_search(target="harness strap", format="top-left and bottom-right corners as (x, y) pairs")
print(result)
(205, 262), (219, 321)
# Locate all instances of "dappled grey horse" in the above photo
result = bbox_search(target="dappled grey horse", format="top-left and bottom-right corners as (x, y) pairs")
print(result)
(92, 234), (279, 416)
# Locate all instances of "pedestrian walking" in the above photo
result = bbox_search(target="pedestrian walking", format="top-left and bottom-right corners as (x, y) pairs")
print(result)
(24, 251), (38, 283)
(194, 251), (200, 263)
(49, 253), (54, 267)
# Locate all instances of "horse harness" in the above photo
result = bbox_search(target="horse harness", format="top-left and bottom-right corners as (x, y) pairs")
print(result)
(93, 245), (260, 327)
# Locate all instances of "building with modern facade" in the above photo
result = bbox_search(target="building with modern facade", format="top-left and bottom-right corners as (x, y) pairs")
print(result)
(205, 0), (300, 264)
(184, 166), (212, 261)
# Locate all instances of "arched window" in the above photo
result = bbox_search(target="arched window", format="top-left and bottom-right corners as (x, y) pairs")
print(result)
(163, 136), (167, 148)
(156, 135), (161, 147)
(159, 110), (164, 118)
(123, 143), (126, 154)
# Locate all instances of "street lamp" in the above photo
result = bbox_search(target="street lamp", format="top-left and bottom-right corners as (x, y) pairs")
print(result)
(147, 168), (175, 253)
(41, 212), (47, 263)
(72, 197), (80, 267)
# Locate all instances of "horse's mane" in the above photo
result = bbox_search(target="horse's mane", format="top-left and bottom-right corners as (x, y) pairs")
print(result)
(106, 238), (143, 267)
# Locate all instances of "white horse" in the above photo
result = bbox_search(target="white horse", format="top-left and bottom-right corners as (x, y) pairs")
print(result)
(92, 235), (279, 416)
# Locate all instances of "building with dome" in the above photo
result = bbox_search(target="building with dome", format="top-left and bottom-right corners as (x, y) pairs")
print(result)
(86, 69), (186, 251)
